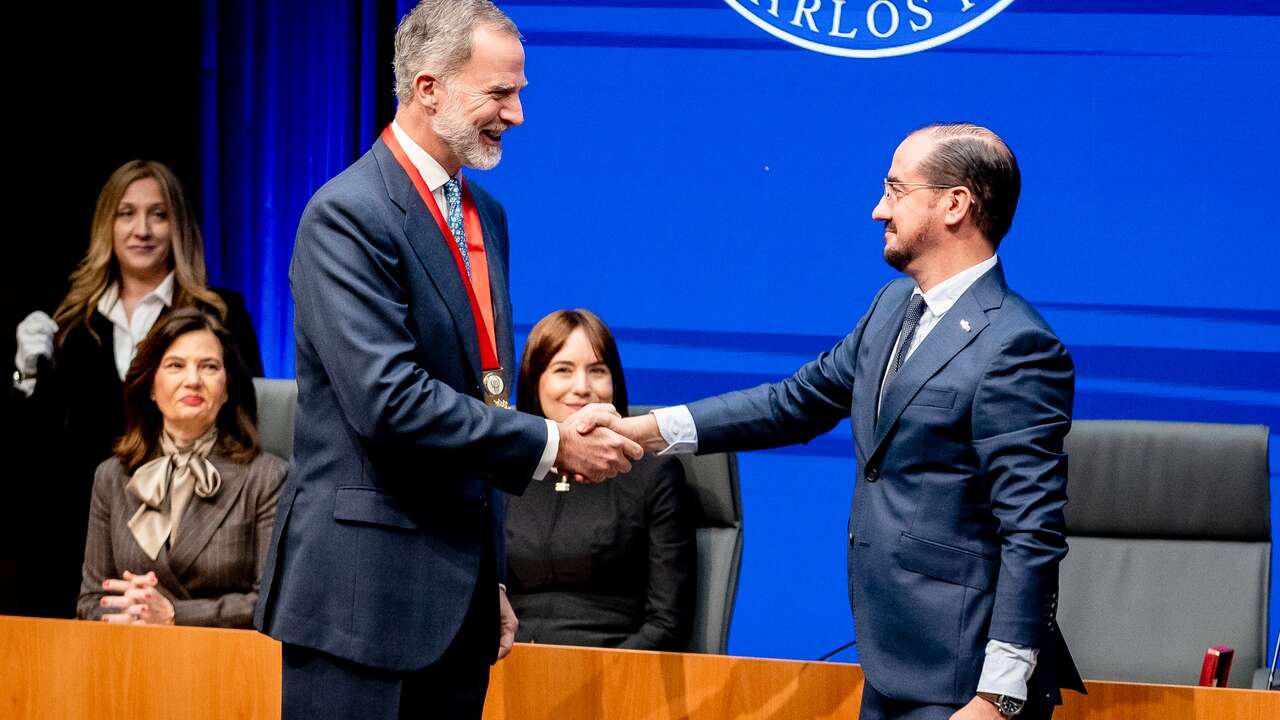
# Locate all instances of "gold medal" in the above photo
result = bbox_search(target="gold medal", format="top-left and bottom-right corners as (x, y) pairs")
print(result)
(482, 369), (510, 409)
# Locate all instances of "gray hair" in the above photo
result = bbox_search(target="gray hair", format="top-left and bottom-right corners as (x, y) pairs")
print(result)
(393, 0), (520, 106)
(913, 122), (1021, 246)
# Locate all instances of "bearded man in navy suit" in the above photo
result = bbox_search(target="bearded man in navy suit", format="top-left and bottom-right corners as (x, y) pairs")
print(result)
(255, 2), (641, 718)
(611, 124), (1085, 720)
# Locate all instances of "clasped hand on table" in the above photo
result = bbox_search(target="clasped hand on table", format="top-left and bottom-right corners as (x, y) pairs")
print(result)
(99, 570), (175, 625)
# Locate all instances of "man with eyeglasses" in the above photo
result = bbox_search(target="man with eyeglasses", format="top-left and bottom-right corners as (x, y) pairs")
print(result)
(605, 123), (1085, 719)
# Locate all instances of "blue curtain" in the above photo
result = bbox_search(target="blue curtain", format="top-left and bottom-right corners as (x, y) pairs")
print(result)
(201, 0), (395, 377)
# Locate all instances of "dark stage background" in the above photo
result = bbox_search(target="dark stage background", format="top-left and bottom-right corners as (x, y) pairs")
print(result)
(1, 2), (205, 613)
(4, 2), (203, 384)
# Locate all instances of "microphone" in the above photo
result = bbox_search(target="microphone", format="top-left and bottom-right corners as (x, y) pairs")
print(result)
(816, 638), (856, 662)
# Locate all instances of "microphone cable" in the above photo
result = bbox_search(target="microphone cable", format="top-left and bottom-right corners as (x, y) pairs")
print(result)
(816, 638), (857, 662)
(1268, 628), (1279, 690)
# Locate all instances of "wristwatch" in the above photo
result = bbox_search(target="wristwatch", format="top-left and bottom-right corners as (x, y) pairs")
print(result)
(977, 692), (1024, 718)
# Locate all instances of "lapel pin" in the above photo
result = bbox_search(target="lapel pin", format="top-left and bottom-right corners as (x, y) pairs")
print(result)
(960, 319), (971, 332)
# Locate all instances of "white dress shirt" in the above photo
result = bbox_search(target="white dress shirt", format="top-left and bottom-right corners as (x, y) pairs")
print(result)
(390, 121), (558, 481)
(97, 272), (176, 381)
(653, 255), (1039, 700)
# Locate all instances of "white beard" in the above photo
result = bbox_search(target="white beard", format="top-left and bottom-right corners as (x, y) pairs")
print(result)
(433, 93), (503, 171)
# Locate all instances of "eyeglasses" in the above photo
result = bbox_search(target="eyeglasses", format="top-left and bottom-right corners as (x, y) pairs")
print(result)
(882, 178), (955, 204)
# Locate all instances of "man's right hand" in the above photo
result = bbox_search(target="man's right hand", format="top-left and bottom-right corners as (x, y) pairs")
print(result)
(555, 403), (644, 483)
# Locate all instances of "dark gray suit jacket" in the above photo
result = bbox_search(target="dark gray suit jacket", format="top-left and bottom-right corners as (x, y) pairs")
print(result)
(78, 450), (286, 628)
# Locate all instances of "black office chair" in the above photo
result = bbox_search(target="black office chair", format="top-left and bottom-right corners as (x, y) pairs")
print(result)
(252, 378), (297, 461)
(1056, 420), (1272, 688)
(628, 406), (744, 654)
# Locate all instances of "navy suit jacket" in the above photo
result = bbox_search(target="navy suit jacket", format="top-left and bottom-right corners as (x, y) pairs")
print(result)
(688, 265), (1084, 705)
(254, 139), (548, 672)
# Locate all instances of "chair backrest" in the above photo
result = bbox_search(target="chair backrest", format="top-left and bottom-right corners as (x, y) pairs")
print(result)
(634, 406), (744, 655)
(677, 451), (744, 654)
(1057, 420), (1271, 688)
(252, 378), (297, 461)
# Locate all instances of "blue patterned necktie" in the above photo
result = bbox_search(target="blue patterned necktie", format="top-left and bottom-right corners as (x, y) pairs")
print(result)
(890, 294), (928, 376)
(443, 177), (471, 277)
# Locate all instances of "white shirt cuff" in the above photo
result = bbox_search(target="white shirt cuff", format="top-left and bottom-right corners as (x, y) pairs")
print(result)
(533, 418), (559, 480)
(651, 406), (698, 455)
(977, 638), (1038, 701)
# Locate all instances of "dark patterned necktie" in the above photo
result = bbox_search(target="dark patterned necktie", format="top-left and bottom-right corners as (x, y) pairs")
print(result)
(443, 177), (471, 277)
(890, 294), (927, 377)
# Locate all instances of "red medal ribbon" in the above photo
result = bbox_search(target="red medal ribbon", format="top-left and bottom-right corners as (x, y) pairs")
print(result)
(381, 125), (499, 371)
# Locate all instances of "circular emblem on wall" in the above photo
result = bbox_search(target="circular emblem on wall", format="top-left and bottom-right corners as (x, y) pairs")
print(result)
(724, 0), (1013, 59)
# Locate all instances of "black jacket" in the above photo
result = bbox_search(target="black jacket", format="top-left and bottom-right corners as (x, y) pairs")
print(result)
(505, 454), (697, 650)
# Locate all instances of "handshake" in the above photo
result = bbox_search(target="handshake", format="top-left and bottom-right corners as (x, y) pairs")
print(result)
(552, 404), (668, 484)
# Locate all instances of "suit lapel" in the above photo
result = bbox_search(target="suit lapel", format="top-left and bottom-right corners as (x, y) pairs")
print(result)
(374, 140), (484, 384)
(166, 456), (247, 580)
(853, 284), (912, 458)
(871, 267), (1006, 459)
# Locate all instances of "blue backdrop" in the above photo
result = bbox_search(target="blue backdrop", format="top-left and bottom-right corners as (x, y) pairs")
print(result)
(201, 0), (1280, 666)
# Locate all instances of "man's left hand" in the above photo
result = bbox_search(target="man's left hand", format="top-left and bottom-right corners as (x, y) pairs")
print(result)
(497, 585), (518, 661)
(950, 696), (1005, 720)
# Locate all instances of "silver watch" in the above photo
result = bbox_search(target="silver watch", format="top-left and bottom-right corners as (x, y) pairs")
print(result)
(977, 692), (1024, 717)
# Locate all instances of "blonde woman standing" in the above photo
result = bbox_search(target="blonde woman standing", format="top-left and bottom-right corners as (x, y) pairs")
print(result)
(10, 160), (262, 618)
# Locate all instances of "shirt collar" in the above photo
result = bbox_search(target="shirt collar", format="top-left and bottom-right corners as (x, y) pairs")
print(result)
(153, 272), (176, 306)
(97, 271), (177, 317)
(915, 255), (999, 318)
(390, 119), (453, 193)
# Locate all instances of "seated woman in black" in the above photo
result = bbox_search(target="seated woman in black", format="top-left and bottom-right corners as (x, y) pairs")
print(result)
(505, 309), (695, 650)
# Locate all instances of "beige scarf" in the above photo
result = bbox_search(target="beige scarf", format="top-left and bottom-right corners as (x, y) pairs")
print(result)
(126, 427), (222, 560)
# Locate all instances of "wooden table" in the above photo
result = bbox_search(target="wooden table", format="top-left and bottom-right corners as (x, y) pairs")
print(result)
(2, 616), (1275, 719)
